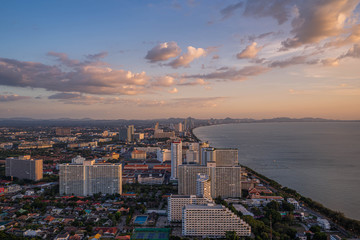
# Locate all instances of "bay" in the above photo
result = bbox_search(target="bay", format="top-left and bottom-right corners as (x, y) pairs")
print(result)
(193, 122), (360, 220)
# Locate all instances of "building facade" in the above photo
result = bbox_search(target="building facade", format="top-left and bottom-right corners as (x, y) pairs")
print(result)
(59, 160), (122, 196)
(171, 141), (182, 179)
(200, 148), (238, 166)
(5, 156), (43, 181)
(157, 149), (171, 163)
(178, 163), (242, 198)
(214, 148), (238, 166)
(167, 195), (213, 222)
(182, 204), (251, 238)
(196, 173), (212, 200)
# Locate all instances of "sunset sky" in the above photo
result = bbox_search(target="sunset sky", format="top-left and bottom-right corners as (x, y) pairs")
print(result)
(1, 0), (360, 120)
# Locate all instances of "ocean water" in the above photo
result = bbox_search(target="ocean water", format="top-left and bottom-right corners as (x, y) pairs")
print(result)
(193, 122), (360, 220)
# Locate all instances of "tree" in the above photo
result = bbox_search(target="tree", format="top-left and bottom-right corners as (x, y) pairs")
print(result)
(225, 231), (239, 240)
(282, 201), (295, 212)
(313, 232), (327, 240)
(266, 201), (280, 211)
(309, 225), (321, 233)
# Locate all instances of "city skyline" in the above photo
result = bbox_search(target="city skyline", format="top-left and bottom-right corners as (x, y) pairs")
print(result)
(1, 0), (360, 120)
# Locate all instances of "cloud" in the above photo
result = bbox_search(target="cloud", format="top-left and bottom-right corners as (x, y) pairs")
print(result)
(186, 65), (270, 81)
(0, 56), (150, 96)
(133, 97), (227, 108)
(48, 92), (82, 99)
(153, 75), (176, 86)
(85, 52), (108, 60)
(168, 88), (178, 94)
(242, 0), (294, 25)
(281, 0), (360, 50)
(47, 52), (80, 67)
(269, 55), (318, 68)
(321, 58), (340, 67)
(167, 46), (206, 68)
(246, 32), (278, 43)
(237, 42), (263, 59)
(171, 97), (226, 108)
(341, 44), (360, 58)
(145, 42), (181, 62)
(178, 78), (208, 86)
(212, 55), (220, 60)
(220, 2), (243, 20)
(48, 92), (129, 105)
(324, 24), (360, 48)
(0, 94), (31, 102)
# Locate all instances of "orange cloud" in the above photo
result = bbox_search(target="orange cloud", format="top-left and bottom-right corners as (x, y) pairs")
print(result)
(0, 56), (150, 96)
(281, 0), (360, 49)
(167, 46), (207, 68)
(237, 42), (262, 59)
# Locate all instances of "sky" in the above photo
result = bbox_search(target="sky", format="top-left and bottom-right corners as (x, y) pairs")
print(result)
(1, 0), (360, 120)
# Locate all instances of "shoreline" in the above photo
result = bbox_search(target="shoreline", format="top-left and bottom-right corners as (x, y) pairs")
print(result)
(191, 124), (360, 237)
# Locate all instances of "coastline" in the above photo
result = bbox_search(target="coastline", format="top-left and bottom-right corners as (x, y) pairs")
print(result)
(191, 124), (360, 237)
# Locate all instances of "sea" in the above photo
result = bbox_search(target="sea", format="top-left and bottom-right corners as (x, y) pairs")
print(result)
(193, 122), (360, 221)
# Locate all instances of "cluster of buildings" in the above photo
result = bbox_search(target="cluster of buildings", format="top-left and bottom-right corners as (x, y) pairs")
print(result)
(1, 122), (349, 240)
(168, 173), (251, 238)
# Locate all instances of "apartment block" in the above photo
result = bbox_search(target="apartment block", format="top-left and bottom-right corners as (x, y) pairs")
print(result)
(5, 155), (43, 181)
(182, 204), (251, 238)
(178, 163), (242, 198)
(167, 195), (213, 222)
(59, 160), (122, 196)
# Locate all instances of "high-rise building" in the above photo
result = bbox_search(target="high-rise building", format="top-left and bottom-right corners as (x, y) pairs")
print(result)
(186, 150), (199, 164)
(178, 165), (209, 195)
(200, 147), (238, 166)
(189, 142), (199, 151)
(127, 125), (135, 142)
(178, 163), (242, 198)
(59, 160), (122, 196)
(214, 148), (238, 166)
(5, 156), (43, 181)
(200, 147), (216, 165)
(119, 125), (134, 142)
(171, 141), (182, 179)
(175, 122), (183, 132)
(196, 173), (211, 200)
(198, 142), (210, 165)
(184, 117), (194, 131)
(119, 127), (128, 142)
(182, 204), (251, 237)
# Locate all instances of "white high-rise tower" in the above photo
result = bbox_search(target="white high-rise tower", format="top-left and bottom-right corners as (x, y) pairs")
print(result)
(171, 140), (182, 179)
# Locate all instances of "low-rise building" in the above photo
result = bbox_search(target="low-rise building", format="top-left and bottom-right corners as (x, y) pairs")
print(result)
(137, 173), (165, 185)
(131, 150), (147, 160)
(287, 198), (301, 210)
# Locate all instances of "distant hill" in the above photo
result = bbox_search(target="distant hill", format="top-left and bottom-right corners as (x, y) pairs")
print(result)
(0, 117), (358, 128)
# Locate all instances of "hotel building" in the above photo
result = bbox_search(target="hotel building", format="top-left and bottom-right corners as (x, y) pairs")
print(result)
(200, 147), (238, 166)
(59, 158), (122, 196)
(168, 195), (213, 222)
(178, 162), (242, 198)
(182, 203), (251, 238)
(5, 155), (43, 181)
(171, 140), (182, 179)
